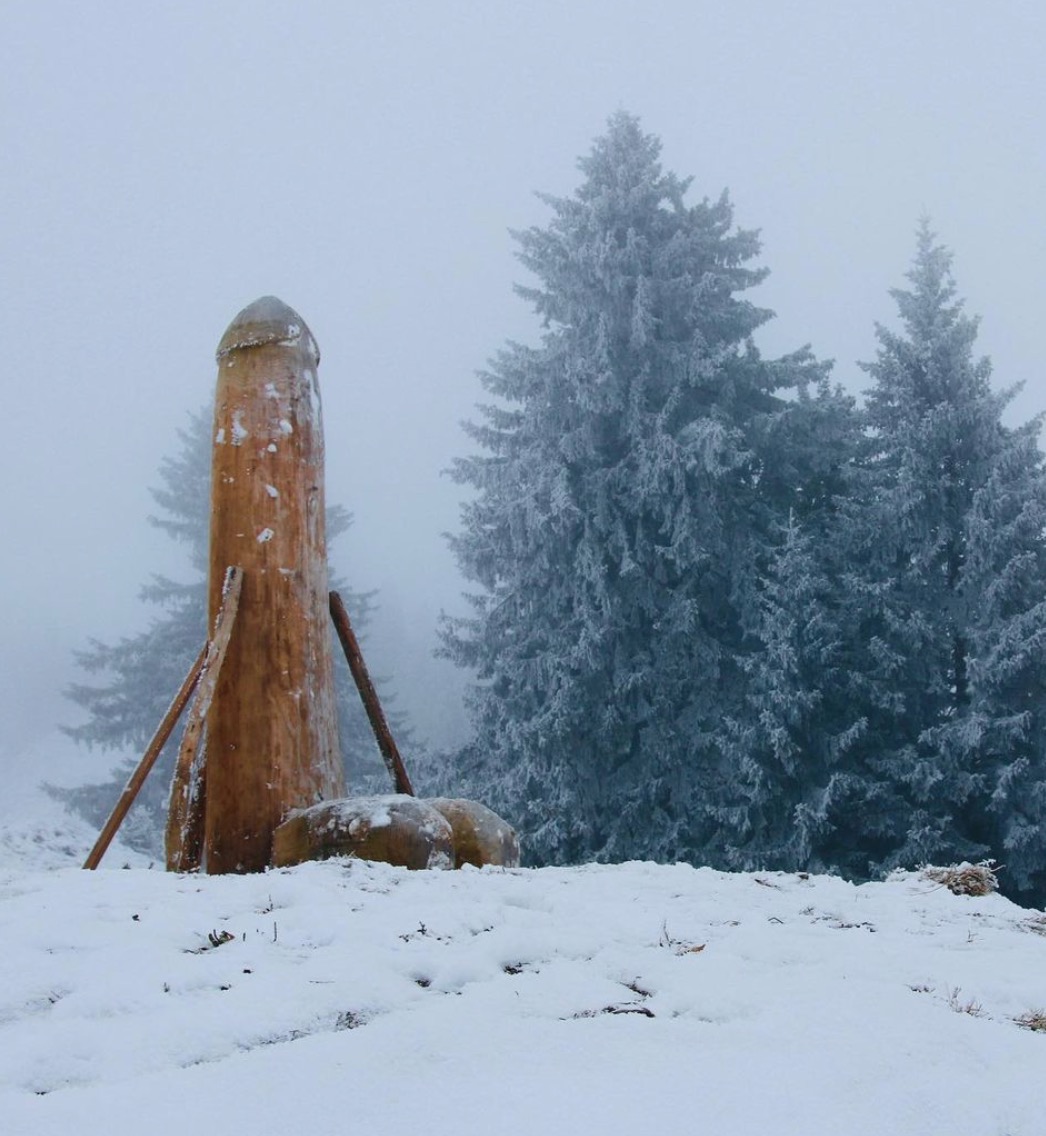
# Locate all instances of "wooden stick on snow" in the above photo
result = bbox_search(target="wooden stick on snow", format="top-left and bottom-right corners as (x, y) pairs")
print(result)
(83, 644), (208, 870)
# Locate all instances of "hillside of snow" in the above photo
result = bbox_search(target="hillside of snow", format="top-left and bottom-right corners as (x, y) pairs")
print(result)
(1, 738), (1045, 1135)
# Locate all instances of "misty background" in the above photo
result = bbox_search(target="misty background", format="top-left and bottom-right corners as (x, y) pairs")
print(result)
(2, 1), (1044, 765)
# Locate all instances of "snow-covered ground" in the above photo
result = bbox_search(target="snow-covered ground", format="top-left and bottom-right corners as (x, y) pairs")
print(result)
(2, 738), (1045, 1135)
(0, 732), (152, 873)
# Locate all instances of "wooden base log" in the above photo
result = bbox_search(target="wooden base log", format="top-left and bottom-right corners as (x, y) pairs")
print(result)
(426, 798), (521, 869)
(271, 796), (454, 870)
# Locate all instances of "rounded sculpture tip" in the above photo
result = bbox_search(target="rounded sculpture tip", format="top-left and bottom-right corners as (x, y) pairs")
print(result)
(216, 296), (320, 363)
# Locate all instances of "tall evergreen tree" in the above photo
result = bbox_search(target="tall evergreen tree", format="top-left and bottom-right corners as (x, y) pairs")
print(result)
(711, 365), (906, 876)
(941, 401), (1046, 903)
(831, 222), (1046, 900)
(442, 113), (834, 866)
(60, 407), (395, 854)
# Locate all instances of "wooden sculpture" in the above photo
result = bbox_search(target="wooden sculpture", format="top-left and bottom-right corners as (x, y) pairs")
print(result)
(85, 297), (518, 875)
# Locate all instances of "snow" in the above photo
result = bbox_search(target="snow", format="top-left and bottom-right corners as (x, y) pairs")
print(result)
(1, 743), (1045, 1135)
(230, 410), (248, 446)
(216, 298), (318, 365)
(350, 798), (392, 829)
(304, 360), (322, 424)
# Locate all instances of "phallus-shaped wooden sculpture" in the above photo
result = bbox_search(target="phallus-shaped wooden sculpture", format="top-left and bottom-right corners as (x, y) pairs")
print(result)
(167, 297), (344, 874)
(86, 297), (520, 875)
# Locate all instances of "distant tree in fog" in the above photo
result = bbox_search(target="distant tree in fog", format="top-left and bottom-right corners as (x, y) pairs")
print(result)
(58, 407), (397, 855)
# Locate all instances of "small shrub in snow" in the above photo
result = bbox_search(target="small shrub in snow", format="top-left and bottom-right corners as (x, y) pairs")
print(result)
(945, 986), (985, 1018)
(921, 862), (999, 897)
(1021, 914), (1046, 937)
(659, 920), (706, 955)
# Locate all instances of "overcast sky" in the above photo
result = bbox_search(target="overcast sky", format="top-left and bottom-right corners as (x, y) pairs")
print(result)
(2, 1), (1045, 755)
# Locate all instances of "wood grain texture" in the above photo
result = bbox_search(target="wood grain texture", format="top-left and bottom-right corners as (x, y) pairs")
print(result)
(203, 298), (344, 873)
(272, 796), (453, 870)
(426, 798), (521, 868)
(165, 566), (243, 872)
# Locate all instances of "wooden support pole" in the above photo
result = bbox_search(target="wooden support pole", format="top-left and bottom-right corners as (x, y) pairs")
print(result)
(83, 644), (208, 870)
(202, 298), (344, 873)
(165, 566), (244, 872)
(329, 590), (415, 796)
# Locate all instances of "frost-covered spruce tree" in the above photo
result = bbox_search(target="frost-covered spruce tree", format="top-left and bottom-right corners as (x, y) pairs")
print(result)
(60, 407), (394, 855)
(845, 222), (1046, 898)
(716, 483), (862, 869)
(442, 113), (832, 866)
(943, 405), (1046, 904)
(712, 376), (909, 876)
(716, 515), (836, 871)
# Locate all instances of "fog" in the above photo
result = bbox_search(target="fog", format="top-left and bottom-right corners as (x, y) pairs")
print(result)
(2, 2), (1044, 759)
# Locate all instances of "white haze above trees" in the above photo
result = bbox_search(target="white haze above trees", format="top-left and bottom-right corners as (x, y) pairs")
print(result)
(5, 3), (1045, 786)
